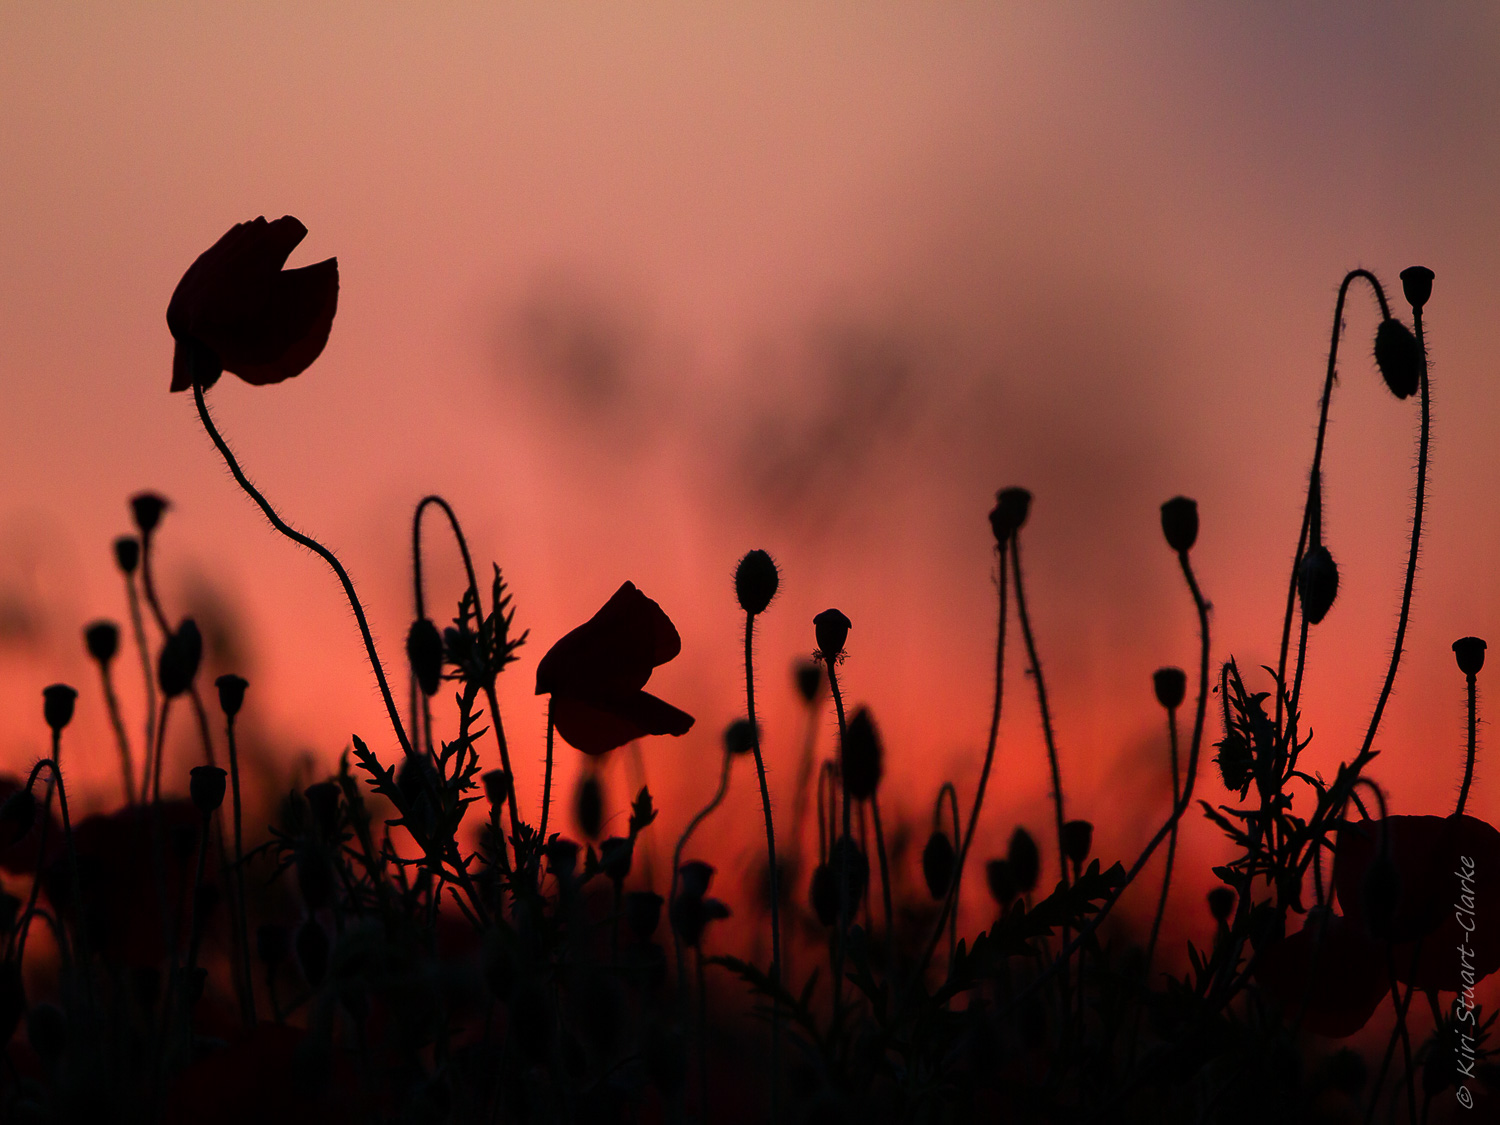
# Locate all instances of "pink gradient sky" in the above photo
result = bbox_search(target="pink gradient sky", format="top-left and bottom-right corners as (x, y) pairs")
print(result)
(4, 4), (1500, 966)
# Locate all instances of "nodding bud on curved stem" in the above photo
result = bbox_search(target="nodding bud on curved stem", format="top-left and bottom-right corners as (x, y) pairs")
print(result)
(1453, 637), (1487, 678)
(723, 718), (756, 757)
(1297, 546), (1339, 625)
(841, 707), (883, 799)
(1008, 826), (1041, 895)
(1374, 318), (1422, 400)
(734, 549), (779, 616)
(406, 618), (444, 697)
(1160, 497), (1199, 553)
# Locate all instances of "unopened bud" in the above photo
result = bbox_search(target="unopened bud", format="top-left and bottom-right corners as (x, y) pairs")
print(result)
(482, 769), (511, 809)
(1207, 886), (1235, 925)
(1062, 820), (1094, 867)
(113, 536), (140, 575)
(1297, 546), (1339, 626)
(573, 775), (604, 839)
(405, 618), (444, 697)
(189, 765), (227, 816)
(921, 831), (955, 900)
(1160, 496), (1199, 553)
(723, 718), (756, 757)
(794, 659), (823, 704)
(600, 836), (633, 884)
(1008, 826), (1040, 894)
(130, 492), (169, 537)
(841, 707), (883, 800)
(986, 859), (1019, 907)
(1374, 318), (1421, 400)
(157, 620), (202, 698)
(735, 549), (779, 616)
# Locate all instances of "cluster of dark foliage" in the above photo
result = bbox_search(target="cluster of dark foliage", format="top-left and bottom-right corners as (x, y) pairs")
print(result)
(0, 222), (1495, 1124)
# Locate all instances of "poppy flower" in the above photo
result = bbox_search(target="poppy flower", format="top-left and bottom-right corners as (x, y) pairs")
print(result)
(1254, 908), (1390, 1037)
(1335, 814), (1500, 991)
(535, 582), (694, 755)
(167, 215), (338, 392)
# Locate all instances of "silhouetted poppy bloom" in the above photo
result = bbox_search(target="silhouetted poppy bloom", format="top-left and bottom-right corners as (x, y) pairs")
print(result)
(535, 582), (695, 755)
(1254, 908), (1389, 1037)
(167, 216), (339, 392)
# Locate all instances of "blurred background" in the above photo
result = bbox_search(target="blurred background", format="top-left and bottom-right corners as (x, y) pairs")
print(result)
(3, 3), (1500, 982)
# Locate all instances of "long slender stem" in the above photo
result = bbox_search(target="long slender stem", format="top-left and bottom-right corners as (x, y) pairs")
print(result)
(1458, 669), (1478, 817)
(939, 782), (960, 964)
(538, 700), (555, 849)
(1144, 706), (1181, 980)
(225, 712), (256, 1026)
(124, 570), (158, 802)
(826, 662), (851, 1018)
(152, 696), (174, 804)
(869, 793), (894, 968)
(671, 749), (733, 1002)
(98, 660), (135, 805)
(742, 611), (781, 1125)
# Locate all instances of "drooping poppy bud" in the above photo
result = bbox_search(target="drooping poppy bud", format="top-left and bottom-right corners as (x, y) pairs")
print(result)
(1207, 886), (1235, 925)
(85, 621), (120, 666)
(1062, 820), (1094, 867)
(989, 487), (1032, 544)
(1153, 667), (1187, 710)
(922, 831), (955, 900)
(158, 619), (203, 698)
(813, 609), (851, 662)
(723, 719), (756, 757)
(841, 707), (883, 800)
(130, 492), (169, 537)
(1374, 318), (1421, 400)
(42, 684), (78, 733)
(735, 549), (779, 616)
(794, 659), (823, 704)
(113, 536), (140, 575)
(1453, 636), (1487, 678)
(1400, 266), (1434, 313)
(189, 766), (227, 816)
(214, 673), (248, 718)
(295, 917), (330, 987)
(986, 859), (1019, 907)
(1008, 826), (1041, 894)
(1160, 497), (1199, 553)
(1298, 546), (1339, 625)
(406, 618), (444, 697)
(573, 775), (604, 840)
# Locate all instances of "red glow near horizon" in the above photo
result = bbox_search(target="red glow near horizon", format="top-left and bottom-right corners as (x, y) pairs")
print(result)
(3, 5), (1500, 1029)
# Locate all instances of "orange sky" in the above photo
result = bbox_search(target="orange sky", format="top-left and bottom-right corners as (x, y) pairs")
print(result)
(4, 4), (1500, 968)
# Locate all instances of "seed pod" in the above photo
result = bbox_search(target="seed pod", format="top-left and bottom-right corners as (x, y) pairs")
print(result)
(1453, 637), (1487, 678)
(189, 766), (227, 816)
(546, 838), (580, 882)
(723, 719), (756, 757)
(988, 487), (1032, 544)
(1153, 667), (1187, 710)
(573, 775), (603, 839)
(295, 917), (330, 987)
(841, 707), (883, 800)
(214, 673), (248, 718)
(599, 836), (633, 884)
(922, 831), (955, 900)
(1207, 886), (1235, 924)
(42, 684), (78, 733)
(1297, 545), (1339, 625)
(735, 549), (779, 616)
(1160, 497), (1199, 553)
(678, 860), (714, 899)
(130, 492), (169, 537)
(113, 536), (140, 575)
(1062, 820), (1094, 867)
(986, 859), (1018, 907)
(813, 609), (851, 662)
(1374, 318), (1421, 400)
(1008, 827), (1040, 895)
(157, 620), (203, 698)
(405, 618), (444, 697)
(1400, 266), (1434, 313)
(794, 659), (823, 704)
(84, 621), (120, 666)
(482, 769), (511, 809)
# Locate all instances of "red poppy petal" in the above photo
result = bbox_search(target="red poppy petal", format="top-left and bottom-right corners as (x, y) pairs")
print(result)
(610, 689), (695, 738)
(1254, 912), (1389, 1037)
(552, 695), (653, 756)
(537, 582), (663, 698)
(1334, 815), (1449, 941)
(1391, 815), (1500, 991)
(223, 257), (339, 385)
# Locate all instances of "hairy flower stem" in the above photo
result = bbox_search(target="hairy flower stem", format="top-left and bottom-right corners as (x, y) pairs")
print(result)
(412, 495), (522, 862)
(97, 658), (135, 805)
(1144, 705), (1181, 982)
(538, 702), (555, 853)
(671, 748), (733, 1004)
(124, 568), (159, 802)
(742, 611), (782, 1125)
(1009, 535), (1071, 1009)
(140, 525), (219, 772)
(13, 758), (92, 1011)
(869, 793), (894, 969)
(939, 782), (961, 963)
(1457, 670), (1478, 816)
(152, 698), (173, 804)
(224, 710), (256, 1026)
(825, 661), (852, 1019)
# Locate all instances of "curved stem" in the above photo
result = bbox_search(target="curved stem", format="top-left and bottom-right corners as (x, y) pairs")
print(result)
(192, 382), (415, 765)
(1144, 706), (1181, 981)
(671, 749), (733, 1004)
(124, 570), (158, 803)
(98, 660), (135, 805)
(743, 611), (781, 1125)
(152, 696), (174, 804)
(826, 661), (851, 1018)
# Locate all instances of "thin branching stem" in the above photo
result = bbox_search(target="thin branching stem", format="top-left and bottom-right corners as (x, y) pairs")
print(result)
(743, 610), (782, 1125)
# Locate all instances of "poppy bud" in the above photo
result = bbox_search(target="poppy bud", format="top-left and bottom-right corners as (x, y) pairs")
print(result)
(625, 890), (663, 941)
(810, 862), (837, 927)
(735, 549), (780, 616)
(1453, 636), (1487, 678)
(256, 922), (290, 968)
(304, 782), (341, 838)
(1152, 667), (1187, 710)
(157, 619), (202, 698)
(546, 838), (580, 882)
(989, 487), (1032, 544)
(670, 890), (730, 948)
(1160, 497), (1199, 553)
(1374, 318), (1421, 400)
(824, 836), (868, 925)
(574, 775), (604, 839)
(922, 831), (955, 900)
(841, 707), (883, 800)
(1297, 546), (1339, 625)
(42, 684), (78, 733)
(814, 609), (851, 662)
(723, 718), (757, 757)
(600, 836), (633, 885)
(1008, 826), (1040, 895)
(0, 789), (37, 849)
(1207, 886), (1235, 924)
(986, 859), (1019, 907)
(482, 769), (511, 809)
(84, 621), (120, 666)
(1400, 266), (1434, 313)
(1062, 820), (1094, 867)
(189, 765), (227, 816)
(113, 536), (140, 575)
(214, 673), (248, 718)
(678, 860), (714, 899)
(295, 917), (330, 987)
(794, 659), (823, 704)
(130, 492), (169, 537)
(406, 618), (444, 697)
(25, 1002), (66, 1062)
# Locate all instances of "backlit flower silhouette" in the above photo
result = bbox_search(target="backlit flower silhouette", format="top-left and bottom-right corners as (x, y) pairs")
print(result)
(167, 215), (339, 392)
(535, 581), (694, 755)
